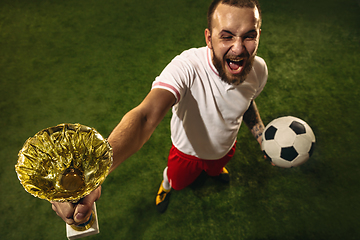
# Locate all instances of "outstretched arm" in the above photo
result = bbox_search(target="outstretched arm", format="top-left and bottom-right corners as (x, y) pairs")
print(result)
(243, 100), (265, 145)
(52, 88), (176, 225)
(108, 88), (176, 171)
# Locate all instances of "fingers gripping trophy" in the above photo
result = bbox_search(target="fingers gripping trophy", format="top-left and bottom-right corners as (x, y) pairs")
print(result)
(15, 123), (113, 240)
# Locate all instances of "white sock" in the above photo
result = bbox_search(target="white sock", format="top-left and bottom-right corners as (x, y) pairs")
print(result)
(162, 167), (171, 191)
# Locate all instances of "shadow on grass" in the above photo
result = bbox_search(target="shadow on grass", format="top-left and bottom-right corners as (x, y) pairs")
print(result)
(188, 171), (230, 197)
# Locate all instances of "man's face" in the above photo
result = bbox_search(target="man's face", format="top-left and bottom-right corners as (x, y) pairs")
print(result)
(205, 4), (261, 85)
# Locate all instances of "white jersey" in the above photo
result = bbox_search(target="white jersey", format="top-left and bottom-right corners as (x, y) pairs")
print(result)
(152, 46), (267, 160)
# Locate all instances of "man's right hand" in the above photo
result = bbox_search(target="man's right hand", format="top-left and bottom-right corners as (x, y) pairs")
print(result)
(51, 186), (101, 226)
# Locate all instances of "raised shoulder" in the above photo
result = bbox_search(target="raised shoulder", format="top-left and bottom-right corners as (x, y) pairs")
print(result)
(253, 56), (268, 79)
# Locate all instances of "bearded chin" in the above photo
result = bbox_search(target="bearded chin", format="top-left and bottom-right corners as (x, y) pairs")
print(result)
(212, 52), (256, 86)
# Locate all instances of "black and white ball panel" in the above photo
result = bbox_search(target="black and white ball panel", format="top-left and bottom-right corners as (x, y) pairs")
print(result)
(262, 116), (316, 168)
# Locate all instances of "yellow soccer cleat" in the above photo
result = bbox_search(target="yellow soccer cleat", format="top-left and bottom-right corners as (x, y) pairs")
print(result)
(212, 167), (230, 183)
(156, 181), (171, 213)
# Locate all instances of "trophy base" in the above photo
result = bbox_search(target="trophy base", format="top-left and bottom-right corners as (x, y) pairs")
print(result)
(66, 202), (99, 240)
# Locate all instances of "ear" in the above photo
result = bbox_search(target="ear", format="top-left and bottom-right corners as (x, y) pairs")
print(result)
(204, 28), (212, 49)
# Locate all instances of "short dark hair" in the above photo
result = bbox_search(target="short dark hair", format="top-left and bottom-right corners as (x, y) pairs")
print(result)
(207, 0), (262, 30)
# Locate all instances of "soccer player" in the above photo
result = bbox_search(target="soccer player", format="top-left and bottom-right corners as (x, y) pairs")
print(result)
(52, 0), (267, 225)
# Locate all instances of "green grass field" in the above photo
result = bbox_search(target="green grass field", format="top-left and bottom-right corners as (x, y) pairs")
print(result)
(1, 0), (359, 239)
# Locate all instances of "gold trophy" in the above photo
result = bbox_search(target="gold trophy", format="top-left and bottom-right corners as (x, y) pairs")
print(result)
(15, 123), (113, 240)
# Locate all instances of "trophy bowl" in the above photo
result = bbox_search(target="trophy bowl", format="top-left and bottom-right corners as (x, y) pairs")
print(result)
(15, 123), (113, 203)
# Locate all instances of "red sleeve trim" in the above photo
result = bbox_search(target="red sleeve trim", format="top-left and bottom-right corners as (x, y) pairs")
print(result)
(153, 82), (181, 103)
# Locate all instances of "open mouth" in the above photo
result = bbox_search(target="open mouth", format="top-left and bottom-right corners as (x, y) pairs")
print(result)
(226, 58), (245, 74)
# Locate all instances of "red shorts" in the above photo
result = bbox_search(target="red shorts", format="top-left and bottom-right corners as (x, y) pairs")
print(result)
(166, 143), (236, 190)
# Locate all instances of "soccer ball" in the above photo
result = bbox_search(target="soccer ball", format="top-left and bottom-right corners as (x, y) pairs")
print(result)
(261, 116), (316, 168)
